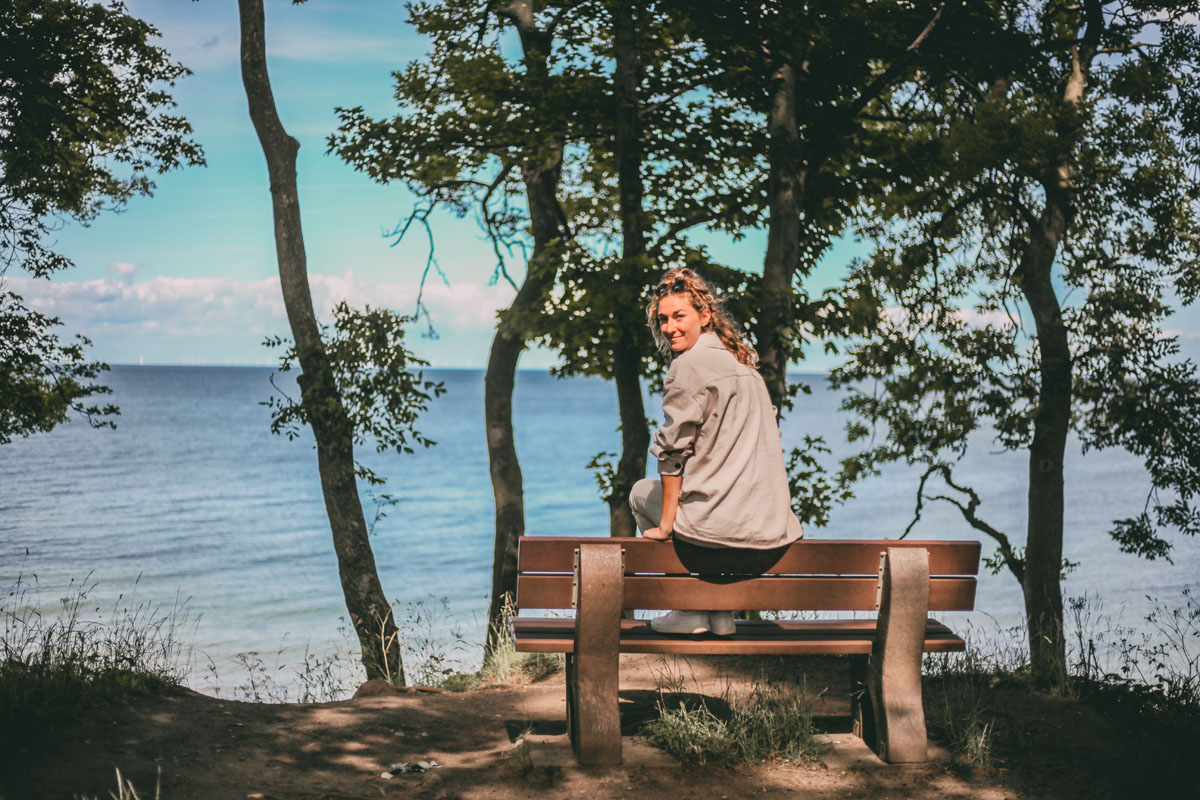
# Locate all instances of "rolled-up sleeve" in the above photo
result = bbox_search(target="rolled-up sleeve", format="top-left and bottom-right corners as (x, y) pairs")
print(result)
(650, 377), (705, 476)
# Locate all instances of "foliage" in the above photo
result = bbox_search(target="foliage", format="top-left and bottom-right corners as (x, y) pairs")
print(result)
(0, 0), (203, 442)
(924, 648), (1006, 773)
(642, 682), (825, 769)
(0, 291), (117, 444)
(0, 574), (192, 744)
(926, 591), (1200, 787)
(263, 301), (445, 486)
(330, 0), (956, 530)
(0, 0), (203, 277)
(785, 435), (854, 527)
(832, 1), (1200, 564)
(329, 0), (600, 294)
(474, 595), (564, 688)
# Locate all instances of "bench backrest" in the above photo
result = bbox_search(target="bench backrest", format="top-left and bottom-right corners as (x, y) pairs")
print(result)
(515, 537), (980, 612)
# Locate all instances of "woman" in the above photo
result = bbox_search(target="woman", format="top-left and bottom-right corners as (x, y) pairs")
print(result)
(630, 268), (804, 635)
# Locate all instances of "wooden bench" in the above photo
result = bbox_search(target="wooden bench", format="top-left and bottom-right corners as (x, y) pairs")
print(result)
(510, 536), (980, 766)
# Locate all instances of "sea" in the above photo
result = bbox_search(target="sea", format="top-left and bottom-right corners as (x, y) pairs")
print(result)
(2, 366), (1196, 693)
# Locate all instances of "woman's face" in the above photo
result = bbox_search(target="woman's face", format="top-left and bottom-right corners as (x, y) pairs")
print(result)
(657, 293), (711, 353)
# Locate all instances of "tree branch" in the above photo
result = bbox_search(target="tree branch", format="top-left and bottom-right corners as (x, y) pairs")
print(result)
(905, 462), (1025, 583)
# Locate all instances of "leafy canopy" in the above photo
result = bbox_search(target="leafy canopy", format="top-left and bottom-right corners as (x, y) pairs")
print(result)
(833, 1), (1200, 565)
(0, 0), (204, 444)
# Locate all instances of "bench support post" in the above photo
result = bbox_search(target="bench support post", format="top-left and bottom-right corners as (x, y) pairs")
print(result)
(867, 547), (930, 763)
(568, 543), (624, 765)
(849, 654), (875, 745)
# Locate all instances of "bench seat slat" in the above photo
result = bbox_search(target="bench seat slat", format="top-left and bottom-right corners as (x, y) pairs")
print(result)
(511, 617), (967, 656)
(517, 537), (981, 576)
(516, 574), (977, 612)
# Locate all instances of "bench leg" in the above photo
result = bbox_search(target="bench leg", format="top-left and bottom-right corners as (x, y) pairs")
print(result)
(565, 653), (577, 747)
(849, 654), (875, 745)
(571, 543), (624, 765)
(866, 547), (930, 763)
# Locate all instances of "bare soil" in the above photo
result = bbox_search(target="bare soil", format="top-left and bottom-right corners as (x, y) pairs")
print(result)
(0, 654), (1182, 800)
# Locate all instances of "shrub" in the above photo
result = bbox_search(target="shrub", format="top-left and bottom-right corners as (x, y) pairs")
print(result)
(474, 599), (564, 688)
(1, 574), (192, 735)
(643, 682), (825, 769)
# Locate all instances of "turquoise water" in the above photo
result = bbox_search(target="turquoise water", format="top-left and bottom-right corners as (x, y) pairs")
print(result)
(1, 366), (1195, 690)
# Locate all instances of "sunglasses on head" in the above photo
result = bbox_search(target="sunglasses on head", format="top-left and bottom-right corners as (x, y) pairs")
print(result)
(654, 278), (688, 297)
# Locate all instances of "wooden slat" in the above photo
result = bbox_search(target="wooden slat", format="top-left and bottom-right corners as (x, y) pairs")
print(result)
(514, 617), (960, 635)
(517, 537), (981, 576)
(511, 617), (966, 656)
(516, 574), (976, 612)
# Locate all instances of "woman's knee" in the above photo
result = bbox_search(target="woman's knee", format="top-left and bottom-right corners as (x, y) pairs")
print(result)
(628, 478), (662, 528)
(629, 478), (660, 505)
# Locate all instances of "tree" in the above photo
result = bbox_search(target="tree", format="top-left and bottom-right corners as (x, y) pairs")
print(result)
(539, 1), (957, 534)
(0, 0), (204, 442)
(332, 0), (606, 656)
(533, 2), (763, 538)
(238, 0), (441, 684)
(833, 0), (1200, 687)
(675, 0), (956, 412)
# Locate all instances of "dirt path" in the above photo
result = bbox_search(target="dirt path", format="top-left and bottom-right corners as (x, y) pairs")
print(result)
(0, 654), (1161, 799)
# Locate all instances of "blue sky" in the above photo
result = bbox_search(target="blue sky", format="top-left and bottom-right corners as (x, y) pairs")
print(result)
(10, 0), (1199, 369)
(9, 0), (866, 369)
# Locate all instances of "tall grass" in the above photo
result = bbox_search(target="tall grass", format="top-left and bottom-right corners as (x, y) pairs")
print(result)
(1, 573), (193, 733)
(208, 594), (561, 701)
(75, 767), (161, 800)
(643, 679), (826, 769)
(1065, 591), (1199, 792)
(468, 602), (563, 689)
(925, 591), (1200, 778)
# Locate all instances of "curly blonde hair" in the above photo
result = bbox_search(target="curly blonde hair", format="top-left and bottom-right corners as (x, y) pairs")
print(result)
(646, 268), (758, 368)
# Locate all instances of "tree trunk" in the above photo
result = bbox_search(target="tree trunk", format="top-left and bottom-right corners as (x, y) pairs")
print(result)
(607, 0), (650, 539)
(484, 1), (570, 659)
(1012, 5), (1101, 689)
(1015, 196), (1072, 690)
(756, 61), (805, 413)
(484, 148), (567, 657)
(237, 0), (403, 684)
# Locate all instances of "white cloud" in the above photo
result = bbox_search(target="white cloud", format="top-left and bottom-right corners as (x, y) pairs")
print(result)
(7, 273), (516, 366)
(106, 262), (141, 278)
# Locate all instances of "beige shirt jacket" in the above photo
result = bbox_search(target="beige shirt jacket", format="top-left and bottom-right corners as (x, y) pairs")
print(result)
(650, 331), (804, 549)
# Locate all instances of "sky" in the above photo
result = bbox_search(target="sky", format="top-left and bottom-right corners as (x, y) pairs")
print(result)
(8, 0), (1200, 369)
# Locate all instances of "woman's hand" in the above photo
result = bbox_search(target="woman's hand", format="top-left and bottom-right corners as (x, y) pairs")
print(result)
(642, 527), (672, 542)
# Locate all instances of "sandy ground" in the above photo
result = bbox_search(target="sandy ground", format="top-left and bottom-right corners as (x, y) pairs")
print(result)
(0, 653), (1179, 800)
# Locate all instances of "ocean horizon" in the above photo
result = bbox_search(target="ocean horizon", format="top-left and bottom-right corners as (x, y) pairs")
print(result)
(2, 365), (1195, 693)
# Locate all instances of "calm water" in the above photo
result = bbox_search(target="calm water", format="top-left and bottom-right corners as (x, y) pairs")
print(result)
(2, 366), (1195, 690)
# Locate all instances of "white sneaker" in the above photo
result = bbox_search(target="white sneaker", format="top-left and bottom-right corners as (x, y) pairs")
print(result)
(650, 610), (710, 634)
(708, 611), (735, 636)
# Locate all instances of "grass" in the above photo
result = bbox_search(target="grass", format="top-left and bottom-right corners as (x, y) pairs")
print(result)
(452, 600), (564, 690)
(1065, 590), (1200, 792)
(1, 573), (192, 742)
(922, 591), (1200, 782)
(207, 593), (564, 701)
(642, 667), (826, 769)
(75, 767), (161, 800)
